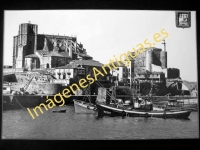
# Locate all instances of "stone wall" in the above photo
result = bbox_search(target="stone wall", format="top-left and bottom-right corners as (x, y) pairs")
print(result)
(10, 72), (60, 94)
(134, 51), (146, 73)
(27, 83), (62, 94)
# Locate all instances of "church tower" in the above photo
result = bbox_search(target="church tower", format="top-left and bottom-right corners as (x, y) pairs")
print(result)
(13, 22), (38, 68)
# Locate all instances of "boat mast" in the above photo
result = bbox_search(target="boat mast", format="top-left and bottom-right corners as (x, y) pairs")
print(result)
(130, 61), (134, 108)
(88, 79), (91, 103)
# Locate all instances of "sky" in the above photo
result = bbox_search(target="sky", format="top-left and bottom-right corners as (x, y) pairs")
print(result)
(4, 10), (197, 82)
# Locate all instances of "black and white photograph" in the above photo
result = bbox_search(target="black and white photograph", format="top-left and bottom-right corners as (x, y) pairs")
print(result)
(2, 10), (198, 140)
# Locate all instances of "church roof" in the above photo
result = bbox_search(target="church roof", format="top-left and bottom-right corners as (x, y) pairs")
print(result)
(38, 34), (74, 40)
(36, 50), (71, 58)
(36, 50), (49, 55)
(78, 53), (92, 58)
(55, 64), (85, 69)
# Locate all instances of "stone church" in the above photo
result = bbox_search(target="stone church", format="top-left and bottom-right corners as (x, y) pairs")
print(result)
(13, 22), (92, 70)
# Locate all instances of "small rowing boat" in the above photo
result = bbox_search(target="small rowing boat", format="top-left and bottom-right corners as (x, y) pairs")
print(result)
(52, 109), (66, 113)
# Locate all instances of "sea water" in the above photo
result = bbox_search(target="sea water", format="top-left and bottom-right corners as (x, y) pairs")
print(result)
(2, 105), (199, 139)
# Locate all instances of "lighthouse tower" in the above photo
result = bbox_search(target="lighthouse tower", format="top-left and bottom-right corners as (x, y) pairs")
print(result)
(160, 39), (167, 69)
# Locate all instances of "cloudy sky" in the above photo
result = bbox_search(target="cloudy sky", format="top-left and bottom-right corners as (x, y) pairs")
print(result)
(4, 10), (197, 82)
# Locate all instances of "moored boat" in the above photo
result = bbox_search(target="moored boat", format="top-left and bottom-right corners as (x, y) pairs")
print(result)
(96, 102), (191, 119)
(73, 99), (96, 114)
(3, 95), (46, 110)
(53, 109), (67, 113)
(95, 85), (192, 119)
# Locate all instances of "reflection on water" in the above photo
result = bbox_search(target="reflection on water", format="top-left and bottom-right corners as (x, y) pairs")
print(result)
(2, 105), (199, 139)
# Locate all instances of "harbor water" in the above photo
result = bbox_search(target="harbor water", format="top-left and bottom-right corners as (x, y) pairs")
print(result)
(2, 105), (199, 139)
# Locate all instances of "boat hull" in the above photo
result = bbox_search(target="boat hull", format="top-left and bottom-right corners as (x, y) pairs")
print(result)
(3, 95), (73, 110)
(3, 95), (45, 110)
(96, 103), (191, 119)
(73, 100), (96, 114)
(96, 103), (124, 117)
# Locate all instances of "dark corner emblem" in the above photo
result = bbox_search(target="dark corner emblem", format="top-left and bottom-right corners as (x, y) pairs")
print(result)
(176, 11), (191, 29)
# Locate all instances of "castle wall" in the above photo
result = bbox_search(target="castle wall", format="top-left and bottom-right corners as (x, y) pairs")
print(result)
(130, 50), (146, 74)
(128, 48), (168, 78)
(145, 50), (152, 72)
(152, 49), (162, 66)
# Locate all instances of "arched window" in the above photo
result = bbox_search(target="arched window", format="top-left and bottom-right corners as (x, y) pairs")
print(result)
(63, 72), (66, 79)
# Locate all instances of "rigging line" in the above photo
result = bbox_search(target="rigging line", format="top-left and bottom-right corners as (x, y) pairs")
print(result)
(14, 97), (26, 109)
(94, 79), (117, 102)
(80, 85), (91, 103)
(81, 88), (86, 102)
(96, 82), (114, 100)
(84, 87), (91, 103)
(87, 83), (92, 103)
(95, 80), (113, 98)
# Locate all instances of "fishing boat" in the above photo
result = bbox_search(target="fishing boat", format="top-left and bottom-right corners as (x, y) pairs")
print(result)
(95, 84), (191, 119)
(96, 102), (191, 118)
